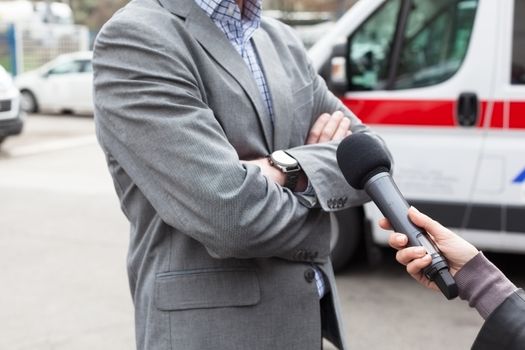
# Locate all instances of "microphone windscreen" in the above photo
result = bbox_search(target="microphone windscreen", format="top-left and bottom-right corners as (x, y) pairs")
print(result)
(337, 133), (392, 190)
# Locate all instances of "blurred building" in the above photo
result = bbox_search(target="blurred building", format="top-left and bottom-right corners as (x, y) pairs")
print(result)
(264, 0), (358, 49)
(0, 0), (88, 75)
(264, 0), (358, 15)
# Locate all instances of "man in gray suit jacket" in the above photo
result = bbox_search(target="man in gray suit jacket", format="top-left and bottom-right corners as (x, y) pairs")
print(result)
(93, 0), (387, 349)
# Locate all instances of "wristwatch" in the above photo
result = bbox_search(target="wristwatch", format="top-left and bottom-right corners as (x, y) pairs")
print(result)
(268, 150), (301, 190)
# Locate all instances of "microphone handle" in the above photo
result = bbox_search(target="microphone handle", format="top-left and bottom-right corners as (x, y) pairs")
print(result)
(365, 172), (458, 300)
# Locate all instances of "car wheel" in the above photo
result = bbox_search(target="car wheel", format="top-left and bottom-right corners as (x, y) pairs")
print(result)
(330, 206), (364, 272)
(20, 90), (38, 113)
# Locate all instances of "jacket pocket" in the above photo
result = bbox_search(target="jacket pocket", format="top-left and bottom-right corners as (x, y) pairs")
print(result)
(154, 268), (260, 311)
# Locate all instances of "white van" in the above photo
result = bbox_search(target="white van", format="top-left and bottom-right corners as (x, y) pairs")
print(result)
(314, 0), (525, 269)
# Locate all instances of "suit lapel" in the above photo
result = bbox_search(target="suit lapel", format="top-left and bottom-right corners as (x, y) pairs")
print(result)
(253, 28), (292, 151)
(157, 0), (273, 151)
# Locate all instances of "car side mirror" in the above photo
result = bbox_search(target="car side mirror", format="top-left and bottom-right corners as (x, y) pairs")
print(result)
(326, 42), (349, 97)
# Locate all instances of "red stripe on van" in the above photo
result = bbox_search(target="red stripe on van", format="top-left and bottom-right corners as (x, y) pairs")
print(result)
(510, 102), (525, 128)
(343, 98), (525, 129)
(343, 98), (457, 126)
(490, 101), (505, 128)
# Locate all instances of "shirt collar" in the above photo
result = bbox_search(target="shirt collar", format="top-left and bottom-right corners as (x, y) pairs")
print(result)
(194, 0), (262, 25)
(243, 0), (262, 24)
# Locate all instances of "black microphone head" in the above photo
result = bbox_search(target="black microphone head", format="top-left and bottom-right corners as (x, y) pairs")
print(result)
(337, 133), (392, 190)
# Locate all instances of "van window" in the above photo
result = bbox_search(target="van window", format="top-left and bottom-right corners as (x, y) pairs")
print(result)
(512, 0), (525, 84)
(347, 0), (478, 91)
(347, 0), (403, 91)
(393, 0), (478, 89)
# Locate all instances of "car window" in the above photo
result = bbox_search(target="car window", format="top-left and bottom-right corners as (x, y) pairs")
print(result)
(47, 60), (83, 76)
(511, 0), (525, 84)
(81, 60), (93, 73)
(392, 0), (478, 89)
(347, 0), (403, 91)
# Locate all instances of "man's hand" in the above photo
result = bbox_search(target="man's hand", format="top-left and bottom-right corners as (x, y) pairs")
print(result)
(241, 158), (308, 192)
(241, 158), (286, 187)
(306, 111), (351, 145)
(379, 207), (479, 292)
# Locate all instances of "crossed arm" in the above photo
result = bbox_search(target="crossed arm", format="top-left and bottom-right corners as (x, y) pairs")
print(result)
(243, 110), (351, 191)
(93, 14), (373, 262)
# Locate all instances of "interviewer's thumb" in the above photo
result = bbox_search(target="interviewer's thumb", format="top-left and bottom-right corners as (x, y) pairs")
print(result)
(408, 207), (451, 242)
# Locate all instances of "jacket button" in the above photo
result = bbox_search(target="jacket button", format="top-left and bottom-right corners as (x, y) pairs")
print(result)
(304, 268), (315, 283)
(294, 250), (304, 260)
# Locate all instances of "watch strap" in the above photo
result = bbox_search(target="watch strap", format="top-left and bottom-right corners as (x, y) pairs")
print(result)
(268, 151), (301, 190)
(285, 169), (300, 190)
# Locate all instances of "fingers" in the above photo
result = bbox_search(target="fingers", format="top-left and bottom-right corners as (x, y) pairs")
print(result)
(395, 246), (428, 266)
(388, 232), (408, 250)
(378, 217), (392, 230)
(408, 208), (479, 271)
(408, 207), (450, 240)
(307, 111), (351, 144)
(318, 111), (345, 142)
(306, 113), (330, 144)
(406, 254), (432, 276)
(331, 114), (351, 140)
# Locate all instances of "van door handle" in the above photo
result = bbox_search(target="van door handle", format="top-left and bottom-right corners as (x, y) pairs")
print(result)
(457, 92), (479, 127)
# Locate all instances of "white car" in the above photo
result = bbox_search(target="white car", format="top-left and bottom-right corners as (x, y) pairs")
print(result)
(16, 51), (93, 115)
(0, 65), (23, 146)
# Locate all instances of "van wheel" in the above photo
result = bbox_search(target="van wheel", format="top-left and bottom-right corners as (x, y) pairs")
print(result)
(330, 207), (364, 272)
(20, 90), (38, 113)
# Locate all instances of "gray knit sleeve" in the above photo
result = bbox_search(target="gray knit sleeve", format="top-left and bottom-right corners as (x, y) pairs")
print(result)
(455, 252), (517, 319)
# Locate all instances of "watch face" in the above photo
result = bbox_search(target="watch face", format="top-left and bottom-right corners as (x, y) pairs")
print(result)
(272, 150), (298, 167)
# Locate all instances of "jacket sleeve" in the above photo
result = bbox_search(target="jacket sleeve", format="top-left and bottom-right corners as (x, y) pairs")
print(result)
(285, 38), (391, 212)
(472, 289), (525, 350)
(93, 15), (332, 262)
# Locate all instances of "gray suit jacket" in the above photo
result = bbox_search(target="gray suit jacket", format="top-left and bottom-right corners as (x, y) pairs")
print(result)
(93, 0), (380, 348)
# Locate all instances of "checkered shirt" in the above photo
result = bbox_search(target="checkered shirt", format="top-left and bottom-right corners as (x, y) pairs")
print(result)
(194, 0), (325, 298)
(195, 0), (274, 121)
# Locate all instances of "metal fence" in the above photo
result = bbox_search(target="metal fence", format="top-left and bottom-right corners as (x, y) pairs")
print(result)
(0, 22), (89, 75)
(0, 24), (14, 73)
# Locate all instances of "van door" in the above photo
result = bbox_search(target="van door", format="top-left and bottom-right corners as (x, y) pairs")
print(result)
(337, 0), (496, 243)
(468, 0), (525, 252)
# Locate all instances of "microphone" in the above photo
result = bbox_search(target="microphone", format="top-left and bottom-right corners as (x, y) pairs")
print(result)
(336, 133), (458, 300)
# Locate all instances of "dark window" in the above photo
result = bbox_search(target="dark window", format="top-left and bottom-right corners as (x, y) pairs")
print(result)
(347, 0), (402, 91)
(347, 0), (478, 91)
(393, 0), (477, 89)
(512, 0), (525, 84)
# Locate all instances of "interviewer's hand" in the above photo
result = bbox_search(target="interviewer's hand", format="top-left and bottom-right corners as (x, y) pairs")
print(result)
(306, 111), (351, 144)
(379, 207), (478, 291)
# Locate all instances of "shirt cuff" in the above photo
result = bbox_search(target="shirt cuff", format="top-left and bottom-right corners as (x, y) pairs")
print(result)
(455, 252), (517, 319)
(294, 181), (319, 208)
